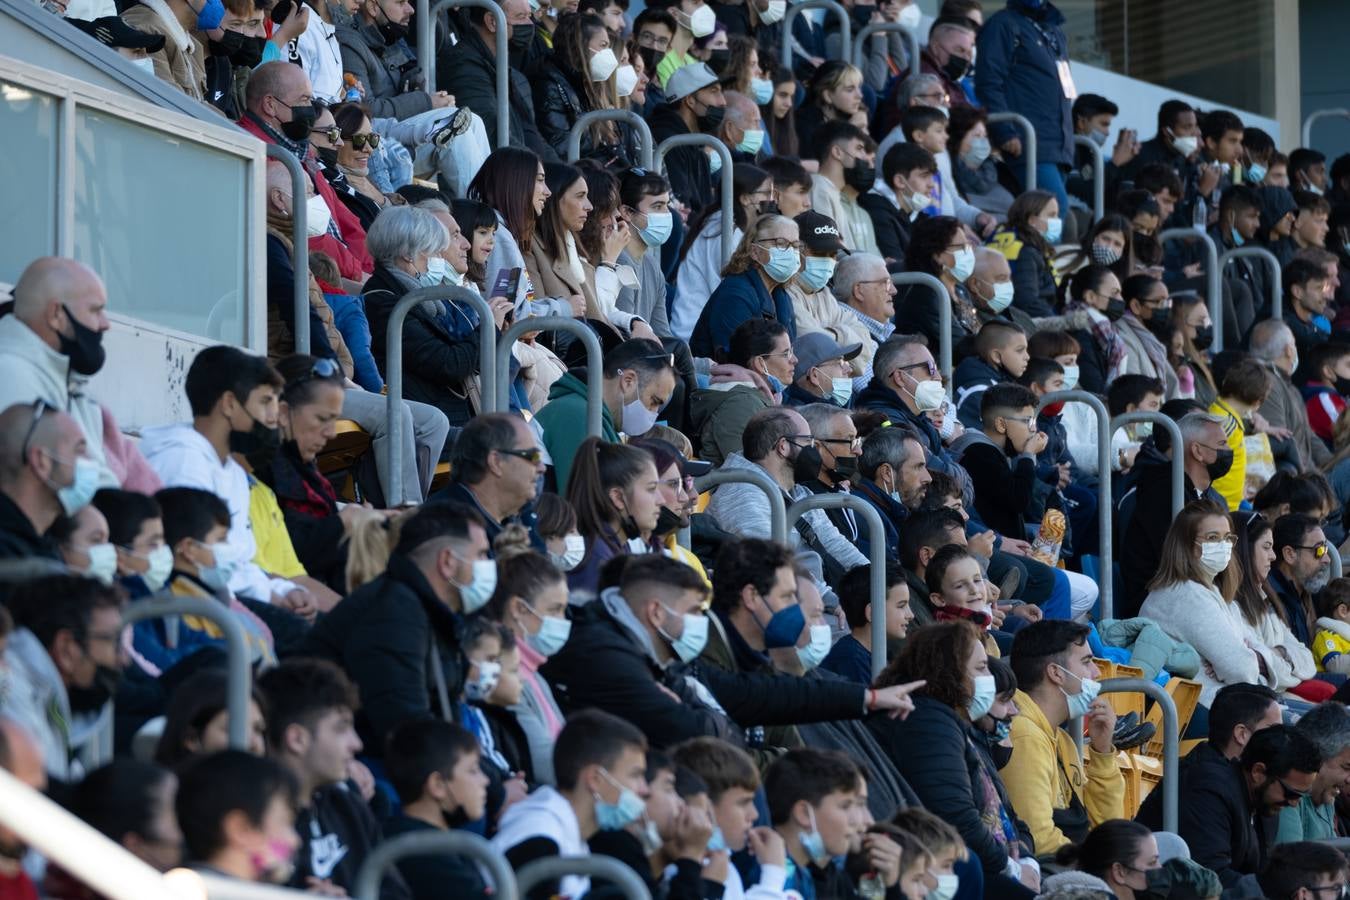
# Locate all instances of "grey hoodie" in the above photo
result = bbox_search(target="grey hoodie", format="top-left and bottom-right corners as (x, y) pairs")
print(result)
(2, 627), (72, 780)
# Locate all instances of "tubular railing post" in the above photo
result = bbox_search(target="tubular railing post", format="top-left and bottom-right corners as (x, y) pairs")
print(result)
(1302, 109), (1350, 151)
(891, 272), (952, 397)
(1159, 228), (1223, 352)
(1218, 245), (1283, 320)
(780, 0), (851, 70)
(385, 287), (499, 505)
(567, 110), (654, 168)
(1099, 678), (1178, 834)
(852, 22), (919, 80)
(353, 831), (516, 900)
(1071, 134), (1105, 224)
(1332, 544), (1344, 579)
(420, 0), (509, 147)
(1037, 390), (1111, 619)
(987, 112), (1036, 191)
(516, 855), (653, 900)
(1111, 412), (1184, 517)
(497, 317), (603, 437)
(786, 495), (888, 681)
(693, 469), (787, 543)
(121, 596), (251, 749)
(655, 135), (735, 264)
(265, 145), (309, 354)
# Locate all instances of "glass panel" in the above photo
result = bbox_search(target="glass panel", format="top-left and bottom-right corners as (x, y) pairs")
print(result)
(0, 81), (58, 283)
(72, 107), (248, 344)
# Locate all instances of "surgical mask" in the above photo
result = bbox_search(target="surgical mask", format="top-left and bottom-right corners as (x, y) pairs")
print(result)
(454, 558), (498, 613)
(621, 384), (659, 437)
(897, 1), (921, 28)
(762, 602), (806, 649)
(638, 211), (674, 247)
(1090, 242), (1120, 266)
(929, 874), (960, 900)
(84, 543), (118, 586)
(1197, 541), (1232, 577)
(53, 456), (100, 516)
(797, 624), (832, 671)
(141, 545), (174, 591)
(761, 368), (785, 395)
(1170, 132), (1199, 157)
(548, 532), (587, 572)
(708, 827), (728, 852)
(938, 409), (957, 441)
(1246, 162), (1267, 184)
(525, 605), (573, 656)
(1056, 664), (1101, 719)
(198, 542), (241, 592)
(967, 673), (996, 720)
(129, 56), (156, 76)
(962, 136), (991, 168)
(910, 377), (946, 413)
(798, 255), (837, 292)
(685, 3), (716, 37)
(830, 377), (853, 406)
(302, 193), (331, 238)
(420, 256), (451, 286)
(589, 47), (619, 82)
(658, 604), (709, 662)
(750, 76), (774, 105)
(983, 280), (1015, 313)
(1042, 216), (1064, 244)
(759, 0), (785, 21)
(738, 129), (765, 156)
(615, 64), (638, 97)
(799, 807), (830, 865)
(1089, 128), (1109, 147)
(707, 148), (722, 174)
(1060, 364), (1079, 390)
(947, 246), (975, 282)
(1307, 182), (1325, 196)
(595, 769), (647, 830)
(465, 660), (501, 701)
(1231, 227), (1246, 247)
(762, 247), (801, 283)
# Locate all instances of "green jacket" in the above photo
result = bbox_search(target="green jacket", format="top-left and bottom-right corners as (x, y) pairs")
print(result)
(688, 384), (770, 467)
(534, 371), (619, 492)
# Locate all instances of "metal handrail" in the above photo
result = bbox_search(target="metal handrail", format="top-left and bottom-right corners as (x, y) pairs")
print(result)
(121, 595), (252, 749)
(265, 144), (309, 354)
(655, 134), (735, 264)
(384, 286), (499, 505)
(987, 112), (1036, 191)
(1099, 678), (1179, 834)
(1332, 543), (1344, 579)
(516, 854), (652, 900)
(1158, 228), (1223, 352)
(1071, 134), (1105, 224)
(1111, 412), (1184, 516)
(1218, 245), (1283, 320)
(353, 831), (516, 900)
(1302, 108), (1350, 150)
(786, 494), (888, 680)
(694, 468), (788, 543)
(567, 109), (654, 168)
(851, 22), (919, 83)
(497, 316), (603, 437)
(781, 0), (851, 70)
(891, 271), (952, 397)
(420, 0), (509, 147)
(1037, 390), (1112, 619)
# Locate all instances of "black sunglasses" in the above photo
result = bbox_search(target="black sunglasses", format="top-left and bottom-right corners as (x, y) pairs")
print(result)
(284, 357), (342, 395)
(496, 447), (543, 464)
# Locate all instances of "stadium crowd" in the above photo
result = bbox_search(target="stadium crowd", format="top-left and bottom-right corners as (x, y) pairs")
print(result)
(9, 0), (1350, 897)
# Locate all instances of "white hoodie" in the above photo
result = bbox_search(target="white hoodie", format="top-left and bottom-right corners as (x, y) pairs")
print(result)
(139, 423), (293, 603)
(491, 786), (590, 898)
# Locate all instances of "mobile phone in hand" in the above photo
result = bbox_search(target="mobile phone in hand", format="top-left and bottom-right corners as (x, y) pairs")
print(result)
(491, 266), (521, 299)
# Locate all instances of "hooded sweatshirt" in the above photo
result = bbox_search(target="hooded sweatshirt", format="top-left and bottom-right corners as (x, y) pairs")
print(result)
(533, 370), (620, 493)
(491, 786), (590, 899)
(291, 782), (410, 899)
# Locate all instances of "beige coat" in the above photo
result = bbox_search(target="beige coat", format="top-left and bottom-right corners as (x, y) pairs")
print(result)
(524, 239), (602, 322)
(787, 282), (873, 378)
(122, 0), (206, 101)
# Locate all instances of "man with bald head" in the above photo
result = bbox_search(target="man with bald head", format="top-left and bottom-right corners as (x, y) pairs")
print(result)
(0, 717), (46, 897)
(240, 61), (374, 279)
(0, 402), (89, 561)
(968, 246), (1037, 333)
(718, 91), (766, 163)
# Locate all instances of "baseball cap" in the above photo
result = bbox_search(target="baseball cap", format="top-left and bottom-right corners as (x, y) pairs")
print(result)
(664, 62), (719, 102)
(793, 332), (863, 382)
(795, 210), (849, 256)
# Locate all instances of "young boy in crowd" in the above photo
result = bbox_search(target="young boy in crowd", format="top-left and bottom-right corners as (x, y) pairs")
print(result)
(382, 719), (492, 899)
(1208, 356), (1272, 509)
(927, 543), (1005, 656)
(1022, 357), (1098, 557)
(1313, 578), (1350, 675)
(92, 489), (169, 597)
(765, 748), (875, 900)
(951, 383), (1046, 549)
(255, 659), (405, 899)
(898, 107), (948, 213)
(458, 616), (520, 822)
(954, 321), (1030, 429)
(821, 562), (914, 685)
(891, 808), (970, 900)
(1302, 342), (1350, 444)
(1104, 374), (1165, 475)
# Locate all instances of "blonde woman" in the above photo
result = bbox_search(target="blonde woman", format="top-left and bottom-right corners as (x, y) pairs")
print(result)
(796, 60), (867, 152)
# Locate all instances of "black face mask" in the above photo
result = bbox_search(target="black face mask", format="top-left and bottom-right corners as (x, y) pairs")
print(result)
(1206, 446), (1234, 481)
(705, 47), (731, 75)
(757, 198), (780, 215)
(509, 22), (535, 53)
(791, 443), (823, 484)
(652, 505), (685, 537)
(69, 664), (122, 713)
(210, 29), (266, 67)
(59, 304), (106, 376)
(1192, 324), (1214, 351)
(1104, 297), (1127, 321)
(940, 54), (969, 82)
(278, 100), (317, 141)
(844, 159), (875, 193)
(376, 12), (409, 45)
(1144, 304), (1170, 337)
(637, 46), (664, 76)
(831, 455), (858, 482)
(1335, 376), (1350, 397)
(316, 145), (339, 168)
(987, 740), (1013, 770)
(696, 100), (725, 133)
(228, 408), (282, 458)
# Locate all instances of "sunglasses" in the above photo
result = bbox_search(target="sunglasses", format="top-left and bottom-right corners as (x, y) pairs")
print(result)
(349, 132), (381, 151)
(20, 398), (49, 461)
(314, 126), (343, 145)
(496, 447), (544, 464)
(284, 357), (342, 395)
(1295, 542), (1330, 559)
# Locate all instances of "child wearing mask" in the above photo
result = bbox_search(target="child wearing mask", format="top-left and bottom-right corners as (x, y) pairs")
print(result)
(952, 320), (1030, 429)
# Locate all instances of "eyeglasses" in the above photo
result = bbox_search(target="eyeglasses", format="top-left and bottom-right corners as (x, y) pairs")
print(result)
(1004, 415), (1037, 429)
(784, 435), (817, 448)
(917, 91), (950, 105)
(284, 357), (342, 395)
(1196, 533), (1238, 545)
(496, 447), (544, 464)
(1276, 777), (1309, 803)
(659, 476), (685, 493)
(818, 436), (863, 452)
(898, 360), (938, 378)
(20, 398), (48, 461)
(756, 238), (805, 252)
(1306, 884), (1347, 898)
(349, 132), (381, 151)
(855, 278), (893, 288)
(1296, 542), (1330, 559)
(314, 126), (343, 145)
(760, 348), (795, 361)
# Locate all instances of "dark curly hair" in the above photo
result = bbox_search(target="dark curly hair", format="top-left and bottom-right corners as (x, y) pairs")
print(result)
(875, 621), (981, 713)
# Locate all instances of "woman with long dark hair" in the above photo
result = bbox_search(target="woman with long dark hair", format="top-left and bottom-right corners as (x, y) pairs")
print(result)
(1055, 820), (1158, 900)
(564, 437), (661, 596)
(326, 103), (388, 230)
(1061, 213), (1134, 284)
(1063, 264), (1128, 396)
(763, 66), (799, 159)
(534, 12), (623, 162)
(1234, 512), (1323, 698)
(986, 189), (1061, 318)
(1168, 294), (1218, 406)
(449, 199), (498, 293)
(894, 215), (978, 350)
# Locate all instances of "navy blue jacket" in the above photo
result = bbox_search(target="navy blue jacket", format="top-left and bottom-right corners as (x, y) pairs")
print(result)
(952, 356), (1011, 430)
(974, 1), (1074, 167)
(852, 477), (906, 563)
(689, 269), (797, 359)
(853, 382), (964, 479)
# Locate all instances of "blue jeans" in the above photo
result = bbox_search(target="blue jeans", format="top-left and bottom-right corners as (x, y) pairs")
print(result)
(324, 293), (382, 393)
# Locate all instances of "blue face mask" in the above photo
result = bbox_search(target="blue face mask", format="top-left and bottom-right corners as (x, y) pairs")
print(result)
(1247, 162), (1267, 184)
(1042, 216), (1063, 244)
(762, 246), (801, 283)
(738, 129), (765, 156)
(639, 211), (673, 247)
(750, 76), (774, 105)
(799, 807), (830, 865)
(761, 602), (806, 649)
(594, 768), (646, 830)
(708, 827), (728, 852)
(798, 256), (837, 292)
(1231, 227), (1245, 246)
(992, 718), (1011, 741)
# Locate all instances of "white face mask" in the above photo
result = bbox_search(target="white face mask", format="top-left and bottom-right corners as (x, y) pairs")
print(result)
(615, 64), (638, 97)
(1060, 364), (1080, 390)
(141, 544), (174, 591)
(129, 56), (156, 76)
(984, 280), (1015, 313)
(1198, 540), (1232, 577)
(910, 376), (946, 412)
(304, 193), (332, 238)
(897, 2), (921, 29)
(549, 532), (587, 571)
(948, 246), (975, 282)
(84, 543), (118, 586)
(796, 624), (832, 671)
(759, 0), (785, 22)
(686, 3), (716, 37)
(1170, 132), (1199, 157)
(589, 47), (619, 82)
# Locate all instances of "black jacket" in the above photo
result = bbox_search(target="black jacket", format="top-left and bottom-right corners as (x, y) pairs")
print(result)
(857, 191), (912, 267)
(954, 435), (1034, 540)
(301, 554), (465, 752)
(382, 816), (489, 900)
(532, 59), (588, 163)
(291, 782), (411, 899)
(1065, 326), (1110, 396)
(540, 594), (867, 749)
(0, 491), (59, 563)
(439, 27), (551, 161)
(893, 280), (973, 356)
(1135, 742), (1267, 888)
(588, 829), (706, 900)
(648, 103), (714, 213)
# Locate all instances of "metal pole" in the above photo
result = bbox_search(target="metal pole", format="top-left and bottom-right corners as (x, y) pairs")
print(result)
(1071, 134), (1105, 224)
(780, 0), (851, 70)
(516, 855), (653, 900)
(567, 109), (654, 168)
(1218, 245), (1283, 320)
(1302, 108), (1350, 151)
(655, 134), (736, 264)
(385, 286), (499, 505)
(852, 22), (919, 81)
(1111, 412), (1184, 517)
(353, 831), (517, 900)
(693, 468), (788, 543)
(987, 111), (1037, 191)
(891, 272), (952, 397)
(1332, 543), (1344, 579)
(1159, 228), (1222, 352)
(420, 0), (509, 149)
(1037, 390), (1111, 619)
(1099, 678), (1179, 834)
(497, 316), (603, 437)
(265, 144), (309, 354)
(786, 495), (888, 681)
(121, 596), (251, 749)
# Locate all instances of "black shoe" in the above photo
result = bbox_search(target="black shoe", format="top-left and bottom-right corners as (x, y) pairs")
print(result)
(1114, 721), (1156, 751)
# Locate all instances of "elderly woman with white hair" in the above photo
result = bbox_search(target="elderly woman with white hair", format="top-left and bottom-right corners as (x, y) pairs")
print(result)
(363, 205), (485, 461)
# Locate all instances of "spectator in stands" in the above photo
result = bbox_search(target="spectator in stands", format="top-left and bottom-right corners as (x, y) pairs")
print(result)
(863, 142), (936, 266)
(1208, 357), (1271, 510)
(1252, 321), (1331, 470)
(1302, 342), (1350, 445)
(0, 403), (91, 562)
(1233, 512), (1320, 698)
(717, 90), (766, 164)
(761, 157), (813, 221)
(440, 413), (545, 549)
(798, 61), (867, 152)
(1004, 620), (1122, 855)
(325, 104), (394, 231)
(118, 0), (208, 100)
(155, 667), (269, 766)
(784, 333), (860, 409)
(63, 759), (182, 873)
(1166, 294), (1217, 405)
(796, 403), (862, 540)
(176, 749), (302, 883)
(302, 502), (490, 749)
(382, 719), (490, 898)
(1114, 273), (1178, 398)
(917, 16), (976, 110)
(950, 106), (1017, 219)
(988, 190), (1060, 319)
(51, 503), (113, 585)
(1293, 190), (1332, 252)
(563, 439), (661, 594)
(690, 320), (785, 465)
(895, 216), (978, 350)
(832, 254), (898, 385)
(1283, 258), (1333, 359)
(897, 507), (970, 626)
(336, 0), (450, 119)
(809, 120), (880, 255)
(764, 67), (800, 159)
(1258, 842), (1348, 900)
(950, 381), (1044, 548)
(442, 0), (547, 157)
(952, 319), (1028, 429)
(689, 215), (801, 359)
(649, 62), (724, 213)
(1277, 702), (1350, 843)
(854, 336), (954, 471)
(1291, 149), (1329, 197)
(821, 562), (912, 684)
(1056, 819), (1157, 900)
(2, 574), (125, 780)
(618, 169), (677, 342)
(1270, 513), (1333, 649)
(852, 426), (932, 564)
(534, 339), (677, 490)
(969, 247), (1034, 336)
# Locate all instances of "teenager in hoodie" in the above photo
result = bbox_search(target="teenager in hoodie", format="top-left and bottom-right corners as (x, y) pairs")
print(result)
(953, 319), (1029, 430)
